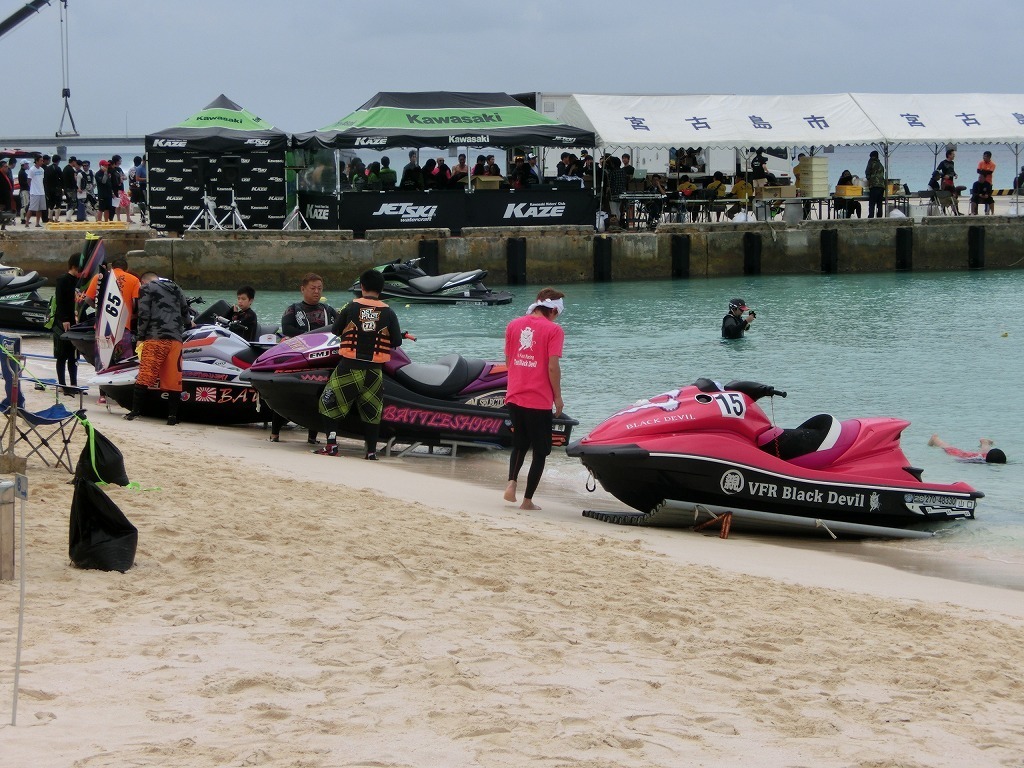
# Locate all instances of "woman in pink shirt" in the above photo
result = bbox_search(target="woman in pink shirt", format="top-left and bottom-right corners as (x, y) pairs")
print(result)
(503, 288), (566, 510)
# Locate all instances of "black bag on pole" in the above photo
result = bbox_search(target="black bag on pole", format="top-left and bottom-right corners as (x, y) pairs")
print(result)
(68, 478), (138, 572)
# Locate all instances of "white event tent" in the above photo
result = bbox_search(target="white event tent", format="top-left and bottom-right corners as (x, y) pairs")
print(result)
(558, 93), (886, 148)
(559, 93), (1024, 191)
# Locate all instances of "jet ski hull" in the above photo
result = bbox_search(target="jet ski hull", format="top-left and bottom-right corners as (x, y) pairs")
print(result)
(247, 368), (574, 448)
(0, 296), (51, 332)
(96, 375), (263, 425)
(373, 285), (513, 306)
(568, 442), (981, 528)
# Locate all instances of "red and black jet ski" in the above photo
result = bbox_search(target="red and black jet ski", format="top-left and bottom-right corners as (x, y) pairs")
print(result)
(243, 330), (576, 449)
(90, 323), (271, 424)
(567, 378), (982, 532)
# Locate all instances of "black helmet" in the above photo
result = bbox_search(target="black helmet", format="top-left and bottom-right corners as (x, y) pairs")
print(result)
(985, 448), (1007, 464)
(729, 298), (749, 311)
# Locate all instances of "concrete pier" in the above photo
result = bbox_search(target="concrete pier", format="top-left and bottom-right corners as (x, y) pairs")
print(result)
(1, 216), (1021, 290)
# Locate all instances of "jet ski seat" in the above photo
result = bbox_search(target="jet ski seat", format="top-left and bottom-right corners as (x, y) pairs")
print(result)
(394, 354), (487, 398)
(757, 414), (859, 467)
(406, 271), (483, 295)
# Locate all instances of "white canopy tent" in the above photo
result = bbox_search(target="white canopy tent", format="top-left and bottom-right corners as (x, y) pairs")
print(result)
(559, 93), (1024, 209)
(558, 93), (886, 149)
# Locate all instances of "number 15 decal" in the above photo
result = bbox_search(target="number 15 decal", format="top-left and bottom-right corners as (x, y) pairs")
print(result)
(712, 392), (746, 418)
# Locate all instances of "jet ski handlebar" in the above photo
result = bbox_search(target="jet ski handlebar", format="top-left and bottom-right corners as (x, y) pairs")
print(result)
(721, 379), (786, 400)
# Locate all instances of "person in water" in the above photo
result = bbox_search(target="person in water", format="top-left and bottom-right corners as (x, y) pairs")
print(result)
(928, 435), (1007, 464)
(316, 268), (403, 460)
(722, 297), (755, 339)
(503, 287), (566, 511)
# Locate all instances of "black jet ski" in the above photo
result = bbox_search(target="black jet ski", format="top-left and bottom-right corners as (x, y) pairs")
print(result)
(0, 271), (50, 332)
(244, 329), (576, 450)
(351, 257), (512, 305)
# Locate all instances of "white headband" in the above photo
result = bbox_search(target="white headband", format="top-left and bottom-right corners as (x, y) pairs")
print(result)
(527, 298), (564, 316)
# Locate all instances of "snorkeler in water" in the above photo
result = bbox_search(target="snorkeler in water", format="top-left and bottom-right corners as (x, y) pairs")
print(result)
(928, 435), (1007, 464)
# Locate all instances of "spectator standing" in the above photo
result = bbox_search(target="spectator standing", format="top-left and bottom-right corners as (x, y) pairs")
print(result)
(450, 154), (469, 186)
(472, 154), (487, 177)
(94, 160), (111, 221)
(44, 154), (63, 222)
(108, 155), (127, 221)
(750, 148), (769, 189)
(400, 150), (422, 190)
(27, 155), (47, 227)
(62, 157), (79, 221)
(485, 154), (502, 177)
(434, 156), (452, 188)
(80, 160), (96, 214)
(0, 158), (13, 215)
(129, 156), (148, 224)
(621, 153), (635, 180)
(18, 161), (31, 224)
(421, 158), (438, 189)
(502, 287), (566, 511)
(377, 156), (397, 190)
(865, 150), (886, 218)
(977, 151), (995, 185)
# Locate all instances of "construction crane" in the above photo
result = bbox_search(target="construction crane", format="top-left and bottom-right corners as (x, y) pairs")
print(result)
(0, 1), (77, 137)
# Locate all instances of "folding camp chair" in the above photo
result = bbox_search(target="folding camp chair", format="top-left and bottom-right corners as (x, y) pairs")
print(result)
(0, 343), (86, 474)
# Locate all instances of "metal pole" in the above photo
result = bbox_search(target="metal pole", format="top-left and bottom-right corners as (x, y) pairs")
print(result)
(11, 473), (28, 725)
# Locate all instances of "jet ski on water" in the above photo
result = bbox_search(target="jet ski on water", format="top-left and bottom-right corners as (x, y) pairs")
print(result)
(243, 330), (577, 450)
(0, 271), (50, 332)
(90, 322), (273, 424)
(352, 257), (513, 305)
(567, 378), (983, 536)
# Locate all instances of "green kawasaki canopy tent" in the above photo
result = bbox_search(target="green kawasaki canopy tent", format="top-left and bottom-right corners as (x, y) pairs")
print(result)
(293, 91), (595, 150)
(145, 94), (289, 153)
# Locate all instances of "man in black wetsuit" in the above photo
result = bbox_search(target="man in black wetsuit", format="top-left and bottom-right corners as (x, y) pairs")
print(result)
(268, 273), (338, 442)
(316, 269), (403, 460)
(722, 297), (755, 339)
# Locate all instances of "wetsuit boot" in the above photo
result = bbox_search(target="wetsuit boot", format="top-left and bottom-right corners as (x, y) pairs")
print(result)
(364, 423), (380, 460)
(123, 385), (146, 420)
(166, 391), (180, 426)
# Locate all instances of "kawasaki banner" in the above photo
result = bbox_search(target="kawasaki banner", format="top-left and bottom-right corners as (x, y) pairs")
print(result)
(337, 189), (595, 236)
(294, 92), (594, 150)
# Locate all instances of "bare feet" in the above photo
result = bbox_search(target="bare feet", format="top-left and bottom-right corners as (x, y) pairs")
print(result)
(503, 481), (517, 503)
(927, 434), (940, 446)
(979, 438), (995, 452)
(519, 499), (541, 510)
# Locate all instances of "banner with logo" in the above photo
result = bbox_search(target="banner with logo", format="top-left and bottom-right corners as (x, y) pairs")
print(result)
(467, 188), (594, 229)
(297, 192), (340, 229)
(294, 91), (594, 150)
(338, 189), (594, 235)
(148, 151), (287, 232)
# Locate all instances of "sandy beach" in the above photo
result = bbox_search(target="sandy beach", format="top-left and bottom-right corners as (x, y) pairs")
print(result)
(2, 347), (1024, 767)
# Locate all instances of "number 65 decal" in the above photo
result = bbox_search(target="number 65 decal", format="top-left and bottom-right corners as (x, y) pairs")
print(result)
(712, 392), (746, 418)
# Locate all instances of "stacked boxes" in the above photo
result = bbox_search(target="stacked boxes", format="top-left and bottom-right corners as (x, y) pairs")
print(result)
(798, 156), (830, 197)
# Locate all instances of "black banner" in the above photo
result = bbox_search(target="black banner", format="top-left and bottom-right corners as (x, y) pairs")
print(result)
(468, 188), (595, 229)
(338, 188), (594, 236)
(296, 192), (340, 229)
(148, 150), (287, 232)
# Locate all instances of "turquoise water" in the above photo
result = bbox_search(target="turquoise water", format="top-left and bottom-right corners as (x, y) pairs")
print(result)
(216, 271), (1024, 587)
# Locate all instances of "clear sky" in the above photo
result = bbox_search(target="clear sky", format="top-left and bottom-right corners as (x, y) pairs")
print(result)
(3, 0), (1023, 139)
